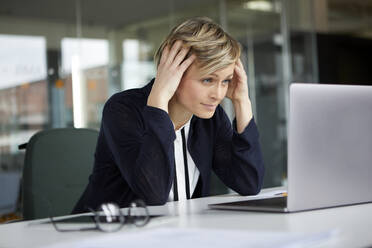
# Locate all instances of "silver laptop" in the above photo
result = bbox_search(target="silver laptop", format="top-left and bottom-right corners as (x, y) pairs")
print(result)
(210, 83), (372, 212)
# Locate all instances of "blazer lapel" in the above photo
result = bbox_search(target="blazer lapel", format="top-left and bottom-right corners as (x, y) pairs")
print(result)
(187, 116), (209, 183)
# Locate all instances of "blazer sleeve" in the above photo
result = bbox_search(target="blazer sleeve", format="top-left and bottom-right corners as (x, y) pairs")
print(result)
(101, 96), (176, 205)
(212, 107), (265, 195)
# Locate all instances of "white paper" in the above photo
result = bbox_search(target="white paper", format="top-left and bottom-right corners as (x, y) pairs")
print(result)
(255, 189), (287, 198)
(43, 227), (337, 248)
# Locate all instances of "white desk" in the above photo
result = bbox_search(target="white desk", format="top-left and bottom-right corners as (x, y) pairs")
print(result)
(1, 187), (372, 248)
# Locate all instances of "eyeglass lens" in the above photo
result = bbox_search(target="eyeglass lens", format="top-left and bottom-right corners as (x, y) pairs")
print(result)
(95, 203), (125, 232)
(128, 200), (150, 227)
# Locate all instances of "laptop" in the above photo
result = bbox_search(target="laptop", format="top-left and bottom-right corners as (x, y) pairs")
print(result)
(209, 83), (372, 212)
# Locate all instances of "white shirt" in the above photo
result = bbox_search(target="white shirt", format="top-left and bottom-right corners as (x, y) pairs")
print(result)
(169, 119), (200, 202)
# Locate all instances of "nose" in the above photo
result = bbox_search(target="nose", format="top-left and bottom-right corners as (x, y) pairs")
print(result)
(209, 83), (226, 101)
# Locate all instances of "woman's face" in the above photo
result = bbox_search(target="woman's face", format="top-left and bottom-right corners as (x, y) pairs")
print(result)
(174, 62), (235, 119)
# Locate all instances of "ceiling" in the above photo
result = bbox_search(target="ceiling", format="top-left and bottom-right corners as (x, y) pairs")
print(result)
(0, 0), (217, 27)
(0, 0), (371, 36)
(327, 0), (372, 35)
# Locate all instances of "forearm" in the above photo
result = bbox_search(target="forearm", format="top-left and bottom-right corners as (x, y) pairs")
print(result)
(213, 133), (264, 195)
(104, 105), (176, 204)
(130, 134), (175, 204)
(212, 107), (264, 195)
(233, 98), (253, 133)
(147, 87), (169, 113)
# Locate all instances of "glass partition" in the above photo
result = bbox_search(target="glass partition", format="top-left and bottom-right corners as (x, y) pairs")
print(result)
(0, 35), (48, 171)
(4, 0), (371, 220)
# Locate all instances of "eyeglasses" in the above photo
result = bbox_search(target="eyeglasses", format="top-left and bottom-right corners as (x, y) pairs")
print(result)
(49, 200), (150, 232)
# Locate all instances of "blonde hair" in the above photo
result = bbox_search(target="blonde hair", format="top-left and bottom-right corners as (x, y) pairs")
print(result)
(154, 17), (241, 75)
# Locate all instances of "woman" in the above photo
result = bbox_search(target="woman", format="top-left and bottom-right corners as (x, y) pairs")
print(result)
(72, 17), (264, 213)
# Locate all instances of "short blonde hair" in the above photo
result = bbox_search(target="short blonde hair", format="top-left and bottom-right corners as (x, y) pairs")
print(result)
(154, 17), (241, 75)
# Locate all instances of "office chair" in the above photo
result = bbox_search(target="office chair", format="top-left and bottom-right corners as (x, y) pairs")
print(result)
(21, 128), (99, 220)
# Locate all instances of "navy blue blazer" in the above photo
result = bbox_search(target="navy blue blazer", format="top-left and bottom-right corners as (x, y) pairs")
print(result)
(72, 79), (264, 214)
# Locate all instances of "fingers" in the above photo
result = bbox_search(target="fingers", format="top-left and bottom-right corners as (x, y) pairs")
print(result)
(172, 46), (191, 67)
(166, 40), (184, 65)
(159, 45), (170, 65)
(236, 58), (244, 69)
(234, 59), (247, 80)
(234, 64), (244, 79)
(161, 40), (193, 67)
(179, 54), (196, 72)
(235, 59), (245, 73)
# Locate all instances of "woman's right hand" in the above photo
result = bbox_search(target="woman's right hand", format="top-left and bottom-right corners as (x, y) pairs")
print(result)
(147, 40), (196, 113)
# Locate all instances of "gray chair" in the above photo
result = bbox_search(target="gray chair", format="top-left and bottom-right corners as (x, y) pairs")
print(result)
(21, 128), (99, 220)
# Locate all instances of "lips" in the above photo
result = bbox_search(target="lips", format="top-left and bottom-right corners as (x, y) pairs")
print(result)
(201, 103), (217, 111)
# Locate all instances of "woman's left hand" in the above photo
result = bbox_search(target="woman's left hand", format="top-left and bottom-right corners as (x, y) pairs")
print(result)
(226, 59), (250, 104)
(226, 59), (253, 133)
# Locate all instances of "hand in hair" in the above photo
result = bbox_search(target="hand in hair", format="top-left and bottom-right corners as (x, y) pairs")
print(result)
(226, 59), (253, 133)
(226, 59), (249, 103)
(147, 40), (196, 113)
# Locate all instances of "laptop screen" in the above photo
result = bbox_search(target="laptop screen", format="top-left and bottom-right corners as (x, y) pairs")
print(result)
(288, 83), (372, 211)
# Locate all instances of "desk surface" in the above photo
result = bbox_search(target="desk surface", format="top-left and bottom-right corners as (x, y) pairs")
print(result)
(1, 187), (372, 248)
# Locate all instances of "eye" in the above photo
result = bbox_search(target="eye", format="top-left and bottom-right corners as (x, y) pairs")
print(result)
(202, 78), (213, 84)
(222, 79), (232, 84)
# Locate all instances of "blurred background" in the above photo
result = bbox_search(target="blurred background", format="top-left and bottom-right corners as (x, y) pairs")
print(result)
(1, 0), (372, 220)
